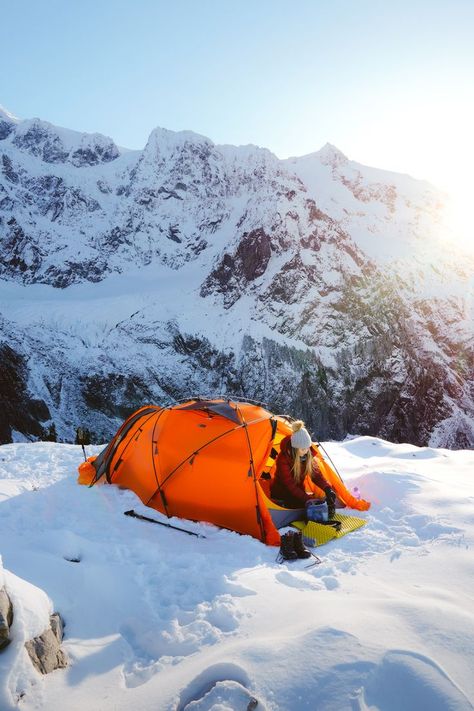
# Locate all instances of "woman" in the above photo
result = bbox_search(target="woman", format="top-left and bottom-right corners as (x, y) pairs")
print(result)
(272, 420), (336, 513)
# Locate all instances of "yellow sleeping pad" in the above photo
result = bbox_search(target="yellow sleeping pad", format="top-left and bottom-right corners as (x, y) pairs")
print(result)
(292, 513), (367, 547)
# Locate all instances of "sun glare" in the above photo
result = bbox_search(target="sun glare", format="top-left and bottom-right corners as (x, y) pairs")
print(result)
(441, 189), (474, 256)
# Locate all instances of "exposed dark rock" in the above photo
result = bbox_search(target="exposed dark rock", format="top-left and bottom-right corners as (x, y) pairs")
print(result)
(103, 225), (128, 250)
(0, 183), (14, 210)
(10, 121), (119, 167)
(168, 224), (182, 243)
(200, 228), (271, 305)
(97, 179), (112, 194)
(0, 120), (14, 140)
(71, 142), (119, 167)
(340, 172), (397, 212)
(171, 331), (234, 373)
(236, 229), (271, 281)
(2, 154), (19, 183)
(300, 228), (323, 252)
(191, 238), (208, 255)
(0, 344), (49, 444)
(13, 173), (101, 225)
(306, 199), (332, 224)
(264, 253), (319, 305)
(136, 187), (159, 205)
(81, 372), (154, 420)
(158, 186), (183, 200)
(42, 257), (107, 288)
(50, 187), (101, 222)
(199, 216), (222, 234)
(200, 253), (237, 304)
(13, 123), (69, 163)
(0, 217), (43, 280)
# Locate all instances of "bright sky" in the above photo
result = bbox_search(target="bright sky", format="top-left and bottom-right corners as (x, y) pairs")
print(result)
(1, 0), (473, 240)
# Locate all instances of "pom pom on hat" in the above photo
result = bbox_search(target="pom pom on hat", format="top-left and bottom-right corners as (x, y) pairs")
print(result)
(290, 420), (312, 449)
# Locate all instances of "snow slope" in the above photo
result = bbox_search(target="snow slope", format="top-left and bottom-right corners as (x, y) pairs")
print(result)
(1, 439), (473, 710)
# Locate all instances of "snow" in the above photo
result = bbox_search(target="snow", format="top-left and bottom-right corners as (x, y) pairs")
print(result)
(0, 106), (19, 123)
(1, 438), (473, 710)
(281, 144), (474, 276)
(0, 258), (316, 358)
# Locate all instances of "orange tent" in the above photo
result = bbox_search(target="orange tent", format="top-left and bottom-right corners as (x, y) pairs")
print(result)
(78, 398), (370, 545)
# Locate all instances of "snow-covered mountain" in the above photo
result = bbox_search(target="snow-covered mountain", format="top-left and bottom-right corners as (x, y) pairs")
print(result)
(0, 106), (473, 447)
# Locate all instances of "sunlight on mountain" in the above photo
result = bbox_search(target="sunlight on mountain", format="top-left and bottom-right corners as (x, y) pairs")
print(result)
(442, 189), (474, 255)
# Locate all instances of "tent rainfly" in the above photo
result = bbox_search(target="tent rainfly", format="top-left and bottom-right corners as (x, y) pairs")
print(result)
(78, 399), (370, 545)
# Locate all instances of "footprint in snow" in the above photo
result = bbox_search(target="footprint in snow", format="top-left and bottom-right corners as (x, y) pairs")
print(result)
(321, 575), (339, 590)
(275, 570), (323, 591)
(120, 593), (243, 686)
(359, 649), (472, 711)
(176, 662), (267, 711)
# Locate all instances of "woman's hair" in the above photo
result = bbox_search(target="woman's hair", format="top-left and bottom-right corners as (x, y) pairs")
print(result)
(291, 420), (313, 483)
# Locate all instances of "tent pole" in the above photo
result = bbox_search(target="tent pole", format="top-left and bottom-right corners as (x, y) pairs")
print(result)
(314, 440), (345, 484)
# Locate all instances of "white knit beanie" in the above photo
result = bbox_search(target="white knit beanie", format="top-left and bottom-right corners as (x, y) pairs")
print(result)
(290, 420), (312, 449)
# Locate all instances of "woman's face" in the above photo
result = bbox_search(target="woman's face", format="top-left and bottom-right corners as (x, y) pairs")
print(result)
(297, 447), (309, 457)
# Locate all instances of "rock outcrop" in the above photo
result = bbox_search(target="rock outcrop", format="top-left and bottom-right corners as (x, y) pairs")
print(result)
(24, 612), (68, 674)
(0, 587), (14, 650)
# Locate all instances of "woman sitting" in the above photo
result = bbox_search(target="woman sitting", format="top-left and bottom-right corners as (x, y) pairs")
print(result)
(272, 420), (336, 514)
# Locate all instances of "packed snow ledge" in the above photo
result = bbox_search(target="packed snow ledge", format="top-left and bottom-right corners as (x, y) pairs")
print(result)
(0, 437), (473, 710)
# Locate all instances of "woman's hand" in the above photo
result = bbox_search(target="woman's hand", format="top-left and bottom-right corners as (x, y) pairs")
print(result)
(324, 487), (336, 518)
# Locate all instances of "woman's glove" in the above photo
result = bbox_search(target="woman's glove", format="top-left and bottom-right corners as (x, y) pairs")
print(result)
(324, 487), (336, 518)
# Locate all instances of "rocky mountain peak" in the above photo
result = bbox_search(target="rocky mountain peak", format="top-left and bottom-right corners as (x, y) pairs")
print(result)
(316, 142), (349, 168)
(2, 114), (120, 167)
(0, 108), (473, 448)
(144, 126), (215, 158)
(0, 106), (19, 141)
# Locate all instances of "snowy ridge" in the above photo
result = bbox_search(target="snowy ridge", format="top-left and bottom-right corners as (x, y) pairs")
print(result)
(0, 106), (20, 124)
(0, 107), (473, 447)
(0, 439), (473, 709)
(0, 108), (120, 168)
